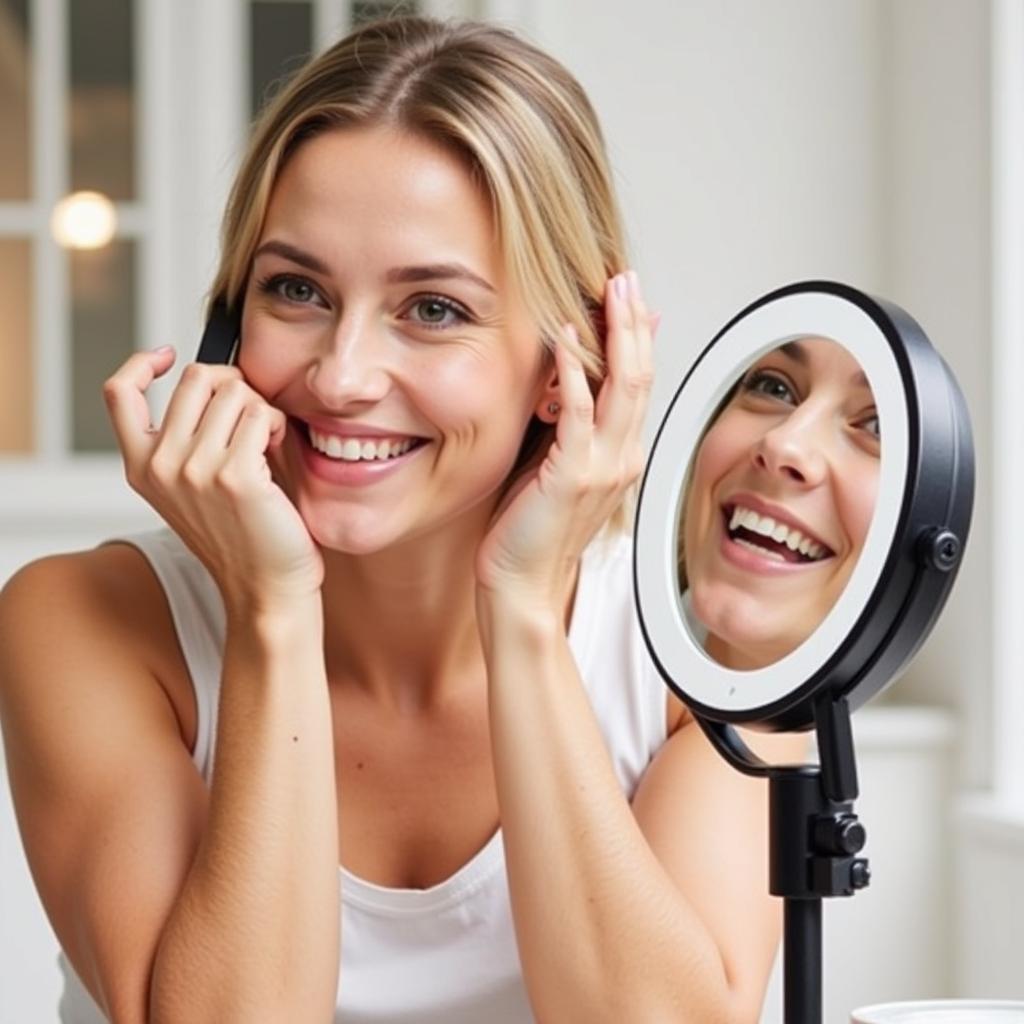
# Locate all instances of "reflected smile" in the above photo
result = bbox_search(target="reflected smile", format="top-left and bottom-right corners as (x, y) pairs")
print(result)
(722, 503), (835, 565)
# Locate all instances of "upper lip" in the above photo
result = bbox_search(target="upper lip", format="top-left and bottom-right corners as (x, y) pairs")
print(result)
(295, 415), (428, 440)
(721, 491), (837, 556)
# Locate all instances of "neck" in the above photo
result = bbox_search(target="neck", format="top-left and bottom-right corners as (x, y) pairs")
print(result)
(319, 511), (490, 710)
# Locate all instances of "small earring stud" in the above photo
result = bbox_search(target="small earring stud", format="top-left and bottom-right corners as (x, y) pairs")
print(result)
(547, 401), (560, 417)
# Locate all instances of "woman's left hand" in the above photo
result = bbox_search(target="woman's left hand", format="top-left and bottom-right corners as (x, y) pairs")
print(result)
(475, 270), (656, 613)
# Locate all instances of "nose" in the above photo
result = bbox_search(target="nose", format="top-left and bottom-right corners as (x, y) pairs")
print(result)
(751, 403), (830, 486)
(305, 308), (392, 408)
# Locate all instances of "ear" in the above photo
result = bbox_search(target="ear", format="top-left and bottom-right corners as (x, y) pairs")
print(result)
(534, 361), (561, 424)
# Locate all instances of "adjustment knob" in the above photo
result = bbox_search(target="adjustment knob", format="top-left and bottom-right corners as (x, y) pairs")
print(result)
(851, 858), (871, 890)
(815, 813), (867, 855)
(919, 528), (962, 572)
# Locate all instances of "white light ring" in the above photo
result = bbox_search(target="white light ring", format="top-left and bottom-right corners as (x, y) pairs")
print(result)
(636, 290), (909, 714)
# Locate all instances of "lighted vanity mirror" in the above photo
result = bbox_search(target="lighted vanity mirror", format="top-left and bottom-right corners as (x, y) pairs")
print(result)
(635, 281), (973, 734)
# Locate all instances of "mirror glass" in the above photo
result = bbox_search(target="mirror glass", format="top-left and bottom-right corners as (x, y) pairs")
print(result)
(677, 337), (880, 670)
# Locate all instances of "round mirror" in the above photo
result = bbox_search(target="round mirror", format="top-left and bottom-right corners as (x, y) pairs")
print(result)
(635, 281), (973, 731)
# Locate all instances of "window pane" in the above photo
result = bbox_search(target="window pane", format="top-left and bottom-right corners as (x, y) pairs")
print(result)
(250, 1), (313, 118)
(0, 239), (34, 452)
(0, 0), (32, 199)
(71, 240), (135, 452)
(69, 0), (135, 200)
(352, 0), (418, 25)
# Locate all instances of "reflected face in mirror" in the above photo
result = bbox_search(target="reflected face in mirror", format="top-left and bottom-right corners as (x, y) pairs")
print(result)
(681, 338), (880, 669)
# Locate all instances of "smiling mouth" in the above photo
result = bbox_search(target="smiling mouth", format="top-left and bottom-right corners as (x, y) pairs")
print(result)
(722, 504), (835, 565)
(300, 421), (430, 463)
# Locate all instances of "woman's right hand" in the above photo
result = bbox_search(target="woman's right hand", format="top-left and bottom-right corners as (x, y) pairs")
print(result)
(103, 346), (324, 612)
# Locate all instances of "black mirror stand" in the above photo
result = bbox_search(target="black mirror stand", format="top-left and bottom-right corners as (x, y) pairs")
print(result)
(697, 695), (870, 1024)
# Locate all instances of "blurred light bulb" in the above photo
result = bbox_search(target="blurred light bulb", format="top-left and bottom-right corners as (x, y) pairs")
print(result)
(50, 191), (117, 249)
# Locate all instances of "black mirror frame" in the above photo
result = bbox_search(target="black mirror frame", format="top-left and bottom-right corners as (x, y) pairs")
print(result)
(633, 280), (974, 732)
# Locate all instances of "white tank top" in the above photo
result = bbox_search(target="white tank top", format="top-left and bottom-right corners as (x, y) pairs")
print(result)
(57, 527), (668, 1023)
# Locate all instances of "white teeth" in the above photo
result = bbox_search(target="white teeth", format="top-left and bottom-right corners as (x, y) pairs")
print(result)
(308, 427), (417, 462)
(725, 504), (830, 562)
(734, 538), (787, 562)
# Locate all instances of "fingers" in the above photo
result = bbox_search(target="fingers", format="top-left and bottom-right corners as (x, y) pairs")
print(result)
(224, 404), (284, 486)
(551, 326), (594, 469)
(190, 378), (278, 454)
(106, 348), (284, 503)
(102, 346), (177, 472)
(158, 361), (244, 451)
(595, 270), (654, 446)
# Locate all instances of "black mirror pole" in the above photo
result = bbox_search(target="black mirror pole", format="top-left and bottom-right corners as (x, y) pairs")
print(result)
(782, 895), (822, 1024)
(770, 697), (870, 1024)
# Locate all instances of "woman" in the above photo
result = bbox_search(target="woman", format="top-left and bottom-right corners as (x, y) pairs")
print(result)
(0, 17), (803, 1023)
(681, 338), (881, 669)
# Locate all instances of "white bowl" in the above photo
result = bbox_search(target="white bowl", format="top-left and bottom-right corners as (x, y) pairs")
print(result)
(851, 1000), (1024, 1023)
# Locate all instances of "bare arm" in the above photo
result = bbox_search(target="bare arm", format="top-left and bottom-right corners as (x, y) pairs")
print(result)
(479, 597), (807, 1023)
(0, 545), (339, 1022)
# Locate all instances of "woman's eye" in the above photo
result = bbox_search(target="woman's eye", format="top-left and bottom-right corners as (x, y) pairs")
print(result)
(742, 369), (797, 405)
(257, 274), (323, 306)
(857, 412), (881, 438)
(403, 295), (471, 330)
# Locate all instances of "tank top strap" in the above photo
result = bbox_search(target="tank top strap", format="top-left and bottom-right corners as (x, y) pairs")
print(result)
(571, 530), (668, 796)
(104, 528), (225, 780)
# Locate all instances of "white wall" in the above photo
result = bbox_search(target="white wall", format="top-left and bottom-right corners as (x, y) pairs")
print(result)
(875, 0), (992, 790)
(527, 0), (886, 414)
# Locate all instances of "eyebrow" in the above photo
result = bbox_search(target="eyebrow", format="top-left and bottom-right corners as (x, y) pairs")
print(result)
(778, 340), (870, 388)
(253, 240), (496, 294)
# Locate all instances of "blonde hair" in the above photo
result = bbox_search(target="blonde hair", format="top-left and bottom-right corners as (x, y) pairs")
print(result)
(207, 16), (634, 532)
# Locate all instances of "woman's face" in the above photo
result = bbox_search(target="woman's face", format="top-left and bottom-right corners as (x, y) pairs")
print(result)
(238, 126), (552, 555)
(683, 338), (880, 669)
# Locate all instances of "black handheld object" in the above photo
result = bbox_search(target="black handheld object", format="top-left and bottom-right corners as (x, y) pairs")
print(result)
(196, 299), (242, 365)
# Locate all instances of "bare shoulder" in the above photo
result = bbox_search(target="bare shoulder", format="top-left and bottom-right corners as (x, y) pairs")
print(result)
(0, 544), (206, 1019)
(1, 543), (195, 743)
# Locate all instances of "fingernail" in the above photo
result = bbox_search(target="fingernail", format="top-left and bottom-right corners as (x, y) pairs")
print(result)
(150, 344), (173, 354)
(614, 274), (627, 301)
(564, 323), (578, 342)
(651, 311), (662, 336)
(627, 270), (640, 298)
